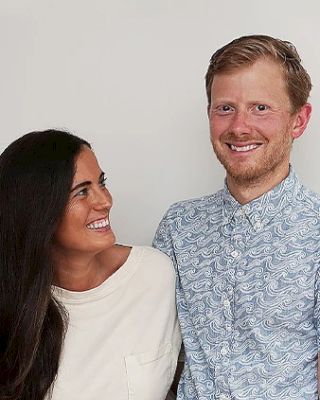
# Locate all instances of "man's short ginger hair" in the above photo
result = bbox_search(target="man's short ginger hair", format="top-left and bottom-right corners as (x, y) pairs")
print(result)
(205, 34), (312, 112)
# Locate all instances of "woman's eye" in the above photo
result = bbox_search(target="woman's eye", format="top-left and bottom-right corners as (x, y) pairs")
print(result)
(76, 188), (88, 197)
(99, 178), (107, 188)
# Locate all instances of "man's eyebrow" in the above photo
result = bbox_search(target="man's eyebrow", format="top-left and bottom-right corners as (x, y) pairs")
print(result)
(70, 172), (105, 193)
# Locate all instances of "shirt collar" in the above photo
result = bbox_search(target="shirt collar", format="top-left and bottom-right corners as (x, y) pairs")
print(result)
(222, 167), (302, 231)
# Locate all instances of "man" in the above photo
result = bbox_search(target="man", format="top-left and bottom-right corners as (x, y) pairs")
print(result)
(153, 35), (320, 399)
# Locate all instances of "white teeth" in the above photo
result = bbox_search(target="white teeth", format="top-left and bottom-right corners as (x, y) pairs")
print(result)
(230, 144), (258, 152)
(86, 218), (109, 229)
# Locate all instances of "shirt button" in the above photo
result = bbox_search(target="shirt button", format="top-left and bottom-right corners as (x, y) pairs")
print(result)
(235, 208), (244, 217)
(254, 221), (263, 231)
(226, 324), (232, 332)
(223, 299), (230, 308)
(221, 347), (228, 356)
(231, 250), (240, 258)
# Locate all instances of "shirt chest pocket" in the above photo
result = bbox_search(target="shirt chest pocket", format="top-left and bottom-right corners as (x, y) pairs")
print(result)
(125, 343), (175, 400)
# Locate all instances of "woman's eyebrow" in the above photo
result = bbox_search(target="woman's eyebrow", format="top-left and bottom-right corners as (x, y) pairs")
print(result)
(70, 180), (91, 193)
(70, 172), (105, 193)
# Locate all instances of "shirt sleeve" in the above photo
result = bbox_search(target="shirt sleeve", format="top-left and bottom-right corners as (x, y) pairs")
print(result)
(314, 264), (320, 351)
(152, 208), (177, 266)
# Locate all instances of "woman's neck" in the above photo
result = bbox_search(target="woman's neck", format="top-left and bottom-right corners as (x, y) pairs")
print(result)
(53, 244), (131, 291)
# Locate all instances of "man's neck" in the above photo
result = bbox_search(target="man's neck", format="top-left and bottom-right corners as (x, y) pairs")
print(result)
(226, 166), (290, 205)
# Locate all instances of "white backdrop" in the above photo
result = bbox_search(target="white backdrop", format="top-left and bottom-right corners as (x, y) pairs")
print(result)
(1, 0), (320, 245)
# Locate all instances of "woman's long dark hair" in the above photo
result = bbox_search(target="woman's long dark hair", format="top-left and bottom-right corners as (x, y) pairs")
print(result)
(0, 129), (90, 399)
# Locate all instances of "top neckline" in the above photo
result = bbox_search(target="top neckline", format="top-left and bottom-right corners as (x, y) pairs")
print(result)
(52, 246), (143, 304)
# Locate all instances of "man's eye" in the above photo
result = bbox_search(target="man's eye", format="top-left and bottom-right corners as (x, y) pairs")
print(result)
(210, 104), (235, 117)
(221, 105), (232, 112)
(256, 104), (268, 111)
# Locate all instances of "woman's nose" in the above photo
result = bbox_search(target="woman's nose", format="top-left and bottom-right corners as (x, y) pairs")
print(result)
(92, 187), (112, 209)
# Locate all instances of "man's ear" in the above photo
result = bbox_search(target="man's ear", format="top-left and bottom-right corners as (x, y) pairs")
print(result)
(291, 103), (312, 139)
(207, 104), (211, 118)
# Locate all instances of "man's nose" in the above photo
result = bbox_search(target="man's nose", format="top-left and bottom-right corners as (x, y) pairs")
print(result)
(229, 110), (252, 135)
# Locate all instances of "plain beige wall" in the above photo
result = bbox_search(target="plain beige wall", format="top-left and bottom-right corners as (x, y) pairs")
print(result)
(1, 0), (320, 244)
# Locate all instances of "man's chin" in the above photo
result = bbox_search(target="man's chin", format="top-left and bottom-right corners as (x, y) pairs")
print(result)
(225, 165), (264, 185)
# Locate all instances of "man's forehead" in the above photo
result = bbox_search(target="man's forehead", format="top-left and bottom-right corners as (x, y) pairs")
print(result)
(212, 57), (284, 80)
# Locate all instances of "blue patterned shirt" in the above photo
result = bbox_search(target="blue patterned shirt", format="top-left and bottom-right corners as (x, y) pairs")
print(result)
(153, 169), (320, 400)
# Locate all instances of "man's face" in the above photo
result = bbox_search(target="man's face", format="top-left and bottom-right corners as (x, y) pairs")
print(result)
(208, 58), (307, 187)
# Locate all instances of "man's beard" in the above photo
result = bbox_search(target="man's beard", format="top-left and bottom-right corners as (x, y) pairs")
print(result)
(212, 133), (293, 187)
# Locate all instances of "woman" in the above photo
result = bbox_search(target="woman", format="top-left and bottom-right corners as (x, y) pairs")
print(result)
(0, 129), (181, 400)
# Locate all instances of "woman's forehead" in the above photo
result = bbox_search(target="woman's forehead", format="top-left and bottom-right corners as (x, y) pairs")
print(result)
(73, 147), (102, 182)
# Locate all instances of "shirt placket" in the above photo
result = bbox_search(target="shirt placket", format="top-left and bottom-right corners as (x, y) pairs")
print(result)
(215, 208), (249, 400)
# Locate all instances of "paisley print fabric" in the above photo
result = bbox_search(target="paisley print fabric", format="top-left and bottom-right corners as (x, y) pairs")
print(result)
(153, 168), (320, 400)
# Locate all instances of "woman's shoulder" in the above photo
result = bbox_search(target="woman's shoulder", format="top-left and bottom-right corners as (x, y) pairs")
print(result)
(132, 245), (174, 266)
(128, 245), (176, 282)
(98, 244), (174, 277)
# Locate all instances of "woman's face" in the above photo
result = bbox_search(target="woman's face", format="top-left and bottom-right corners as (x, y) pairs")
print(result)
(53, 146), (116, 258)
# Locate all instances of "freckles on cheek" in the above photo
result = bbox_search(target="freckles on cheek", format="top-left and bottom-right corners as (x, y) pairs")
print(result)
(210, 123), (228, 141)
(256, 118), (282, 135)
(254, 113), (284, 127)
